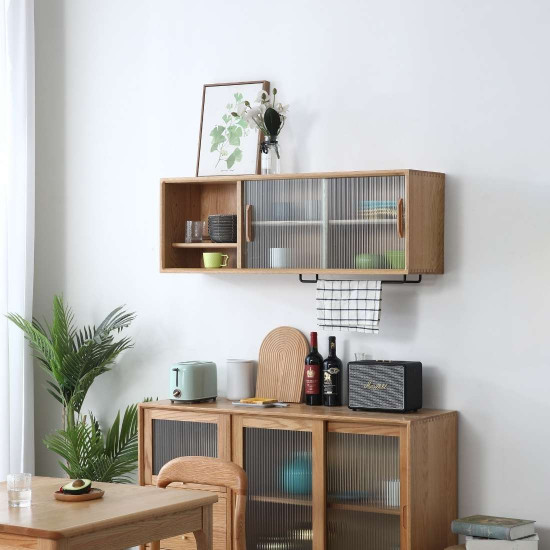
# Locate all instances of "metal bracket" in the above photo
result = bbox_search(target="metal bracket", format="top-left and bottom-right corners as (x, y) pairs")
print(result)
(299, 274), (319, 283)
(382, 274), (422, 285)
(298, 274), (422, 285)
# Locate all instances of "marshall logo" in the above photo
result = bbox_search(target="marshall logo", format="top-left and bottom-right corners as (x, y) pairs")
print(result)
(364, 381), (389, 390)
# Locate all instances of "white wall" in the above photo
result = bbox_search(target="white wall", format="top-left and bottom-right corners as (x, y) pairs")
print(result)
(34, 0), (550, 544)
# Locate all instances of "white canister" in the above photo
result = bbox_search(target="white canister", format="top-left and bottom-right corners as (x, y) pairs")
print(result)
(226, 359), (256, 401)
(269, 248), (291, 269)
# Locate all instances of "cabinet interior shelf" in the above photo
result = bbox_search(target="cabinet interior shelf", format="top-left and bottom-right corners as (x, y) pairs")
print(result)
(252, 220), (322, 227)
(327, 502), (401, 516)
(330, 219), (397, 226)
(249, 495), (312, 507)
(252, 219), (397, 227)
(172, 242), (238, 249)
(249, 495), (401, 516)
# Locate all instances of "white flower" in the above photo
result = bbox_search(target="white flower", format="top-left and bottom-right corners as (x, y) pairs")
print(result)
(276, 102), (289, 116)
(256, 89), (270, 104)
(258, 103), (267, 115)
(247, 106), (261, 119)
(244, 107), (261, 130)
(236, 102), (247, 117)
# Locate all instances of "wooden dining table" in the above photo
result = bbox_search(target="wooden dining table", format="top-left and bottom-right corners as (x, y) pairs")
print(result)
(0, 476), (217, 550)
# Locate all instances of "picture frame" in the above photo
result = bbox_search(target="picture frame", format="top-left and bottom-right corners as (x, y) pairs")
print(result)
(196, 80), (270, 177)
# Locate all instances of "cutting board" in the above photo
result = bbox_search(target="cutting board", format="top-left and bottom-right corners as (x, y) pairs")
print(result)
(256, 326), (309, 403)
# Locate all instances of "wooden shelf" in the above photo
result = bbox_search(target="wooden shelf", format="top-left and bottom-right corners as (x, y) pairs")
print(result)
(161, 267), (408, 274)
(252, 219), (396, 227)
(249, 496), (401, 516)
(249, 495), (312, 507)
(329, 219), (397, 225)
(327, 501), (401, 516)
(172, 242), (237, 249)
(253, 220), (322, 227)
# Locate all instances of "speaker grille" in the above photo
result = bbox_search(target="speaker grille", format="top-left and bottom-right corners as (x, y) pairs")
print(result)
(349, 364), (404, 410)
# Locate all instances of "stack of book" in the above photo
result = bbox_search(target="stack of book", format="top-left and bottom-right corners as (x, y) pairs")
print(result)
(452, 515), (538, 549)
(357, 200), (398, 220)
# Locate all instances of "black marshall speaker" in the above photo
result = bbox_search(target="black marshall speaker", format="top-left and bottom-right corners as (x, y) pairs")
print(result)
(348, 360), (422, 412)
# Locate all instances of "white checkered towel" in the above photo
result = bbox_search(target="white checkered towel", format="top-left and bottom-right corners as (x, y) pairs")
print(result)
(316, 280), (382, 334)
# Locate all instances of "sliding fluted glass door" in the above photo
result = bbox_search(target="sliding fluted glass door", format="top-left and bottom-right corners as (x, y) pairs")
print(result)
(242, 175), (406, 271)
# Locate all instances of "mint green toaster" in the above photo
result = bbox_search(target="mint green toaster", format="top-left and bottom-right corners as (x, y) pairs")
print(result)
(170, 361), (217, 403)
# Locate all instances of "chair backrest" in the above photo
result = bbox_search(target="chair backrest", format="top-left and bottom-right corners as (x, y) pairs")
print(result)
(157, 456), (247, 550)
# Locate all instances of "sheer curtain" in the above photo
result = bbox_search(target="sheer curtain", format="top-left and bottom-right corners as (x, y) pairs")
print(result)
(0, 0), (35, 479)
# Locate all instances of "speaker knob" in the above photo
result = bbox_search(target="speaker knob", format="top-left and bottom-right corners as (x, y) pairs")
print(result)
(173, 389), (181, 398)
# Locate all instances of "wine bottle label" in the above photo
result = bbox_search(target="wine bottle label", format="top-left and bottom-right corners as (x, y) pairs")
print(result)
(304, 364), (320, 394)
(323, 371), (338, 395)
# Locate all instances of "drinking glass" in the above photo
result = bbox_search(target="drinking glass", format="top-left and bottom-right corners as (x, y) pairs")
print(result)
(185, 221), (203, 243)
(354, 352), (370, 361)
(7, 473), (32, 507)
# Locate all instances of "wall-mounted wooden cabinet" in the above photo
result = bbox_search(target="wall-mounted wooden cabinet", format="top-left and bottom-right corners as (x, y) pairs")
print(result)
(160, 170), (444, 274)
(139, 400), (458, 550)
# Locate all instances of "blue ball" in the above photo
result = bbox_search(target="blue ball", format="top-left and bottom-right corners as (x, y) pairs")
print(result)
(280, 453), (312, 496)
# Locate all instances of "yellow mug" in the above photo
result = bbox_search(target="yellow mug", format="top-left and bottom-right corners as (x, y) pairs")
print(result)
(203, 252), (229, 268)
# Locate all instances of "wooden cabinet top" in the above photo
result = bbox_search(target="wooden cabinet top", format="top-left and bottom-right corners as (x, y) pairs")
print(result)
(140, 398), (456, 426)
(161, 168), (444, 184)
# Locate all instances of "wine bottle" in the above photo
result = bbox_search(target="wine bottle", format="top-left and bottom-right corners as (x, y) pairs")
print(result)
(304, 332), (323, 406)
(322, 336), (342, 406)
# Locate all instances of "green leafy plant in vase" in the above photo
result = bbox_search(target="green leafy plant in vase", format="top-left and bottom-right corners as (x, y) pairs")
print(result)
(232, 88), (289, 174)
(7, 296), (142, 483)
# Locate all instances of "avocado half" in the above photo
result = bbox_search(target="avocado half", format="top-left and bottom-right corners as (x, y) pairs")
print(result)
(61, 479), (92, 495)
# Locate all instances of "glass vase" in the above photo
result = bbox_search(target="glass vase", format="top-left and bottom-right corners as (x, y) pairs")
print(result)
(261, 138), (280, 175)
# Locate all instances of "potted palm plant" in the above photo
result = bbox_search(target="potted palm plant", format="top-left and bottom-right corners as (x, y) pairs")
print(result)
(8, 296), (142, 483)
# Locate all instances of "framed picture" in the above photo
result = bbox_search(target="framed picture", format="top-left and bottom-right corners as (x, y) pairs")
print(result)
(196, 80), (269, 177)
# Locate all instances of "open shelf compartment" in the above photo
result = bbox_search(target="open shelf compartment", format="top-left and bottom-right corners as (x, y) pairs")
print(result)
(161, 178), (240, 270)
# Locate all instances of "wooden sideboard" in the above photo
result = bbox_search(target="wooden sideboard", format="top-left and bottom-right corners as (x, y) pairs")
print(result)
(138, 399), (457, 550)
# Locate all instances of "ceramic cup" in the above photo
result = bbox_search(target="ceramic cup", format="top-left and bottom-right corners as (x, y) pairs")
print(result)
(385, 479), (400, 507)
(384, 250), (405, 269)
(270, 248), (291, 268)
(203, 252), (229, 268)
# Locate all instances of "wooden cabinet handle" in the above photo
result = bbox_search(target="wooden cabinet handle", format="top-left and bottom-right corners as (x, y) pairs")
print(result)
(397, 198), (404, 238)
(402, 504), (408, 529)
(245, 204), (254, 242)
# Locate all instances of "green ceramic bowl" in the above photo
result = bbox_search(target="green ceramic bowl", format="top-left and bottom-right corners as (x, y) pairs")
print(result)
(384, 250), (405, 269)
(355, 253), (384, 269)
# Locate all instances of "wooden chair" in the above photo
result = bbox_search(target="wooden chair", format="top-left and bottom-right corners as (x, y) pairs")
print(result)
(151, 456), (247, 550)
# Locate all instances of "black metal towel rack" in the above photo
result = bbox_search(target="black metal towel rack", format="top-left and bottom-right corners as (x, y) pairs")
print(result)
(298, 274), (423, 285)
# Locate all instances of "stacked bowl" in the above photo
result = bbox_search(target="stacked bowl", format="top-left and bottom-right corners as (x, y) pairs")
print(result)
(208, 214), (237, 243)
